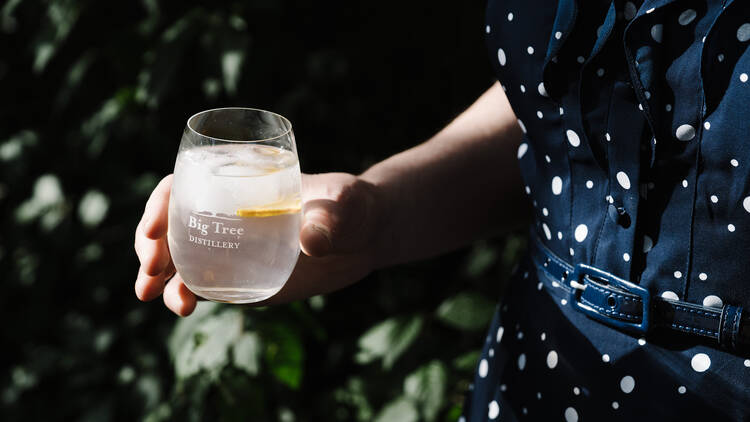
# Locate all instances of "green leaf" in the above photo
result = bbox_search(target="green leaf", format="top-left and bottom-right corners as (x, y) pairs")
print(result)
(356, 315), (423, 369)
(169, 303), (244, 379)
(263, 324), (304, 389)
(232, 332), (260, 376)
(374, 397), (419, 422)
(464, 242), (498, 277)
(452, 350), (481, 372)
(404, 360), (447, 422)
(436, 292), (495, 331)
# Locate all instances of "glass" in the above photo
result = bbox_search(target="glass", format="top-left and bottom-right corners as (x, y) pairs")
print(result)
(167, 108), (301, 303)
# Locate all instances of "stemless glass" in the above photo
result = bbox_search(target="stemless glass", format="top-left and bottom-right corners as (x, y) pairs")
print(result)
(167, 108), (301, 303)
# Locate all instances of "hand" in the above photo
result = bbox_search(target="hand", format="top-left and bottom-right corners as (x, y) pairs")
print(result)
(134, 172), (383, 316)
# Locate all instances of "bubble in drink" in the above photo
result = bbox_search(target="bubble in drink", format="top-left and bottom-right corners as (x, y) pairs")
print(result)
(167, 144), (301, 303)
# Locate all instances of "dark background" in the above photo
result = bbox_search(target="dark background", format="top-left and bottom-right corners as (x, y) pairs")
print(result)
(0, 1), (524, 420)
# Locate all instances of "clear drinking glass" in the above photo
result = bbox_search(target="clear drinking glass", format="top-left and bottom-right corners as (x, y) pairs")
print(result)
(167, 108), (301, 303)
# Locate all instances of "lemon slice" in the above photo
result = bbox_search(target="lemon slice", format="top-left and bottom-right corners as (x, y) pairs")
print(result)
(236, 199), (302, 218)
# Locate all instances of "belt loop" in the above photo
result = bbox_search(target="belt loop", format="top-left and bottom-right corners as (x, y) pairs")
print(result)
(719, 304), (742, 351)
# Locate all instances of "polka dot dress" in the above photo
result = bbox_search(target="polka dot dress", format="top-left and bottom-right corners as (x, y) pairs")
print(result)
(463, 0), (750, 420)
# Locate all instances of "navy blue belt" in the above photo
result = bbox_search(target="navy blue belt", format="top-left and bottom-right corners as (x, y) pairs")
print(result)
(530, 234), (750, 355)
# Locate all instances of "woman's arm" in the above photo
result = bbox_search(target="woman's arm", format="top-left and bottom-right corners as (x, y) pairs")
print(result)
(134, 81), (529, 315)
(363, 81), (530, 268)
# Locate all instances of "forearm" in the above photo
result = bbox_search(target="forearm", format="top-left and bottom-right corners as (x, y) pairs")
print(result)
(361, 82), (531, 268)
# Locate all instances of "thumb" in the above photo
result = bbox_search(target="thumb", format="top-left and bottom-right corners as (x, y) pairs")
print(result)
(300, 198), (341, 257)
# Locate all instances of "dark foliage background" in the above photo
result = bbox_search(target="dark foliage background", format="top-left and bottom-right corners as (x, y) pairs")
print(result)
(0, 1), (525, 420)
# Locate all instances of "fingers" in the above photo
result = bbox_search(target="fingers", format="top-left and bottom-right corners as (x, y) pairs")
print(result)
(134, 266), (167, 302)
(134, 222), (171, 276)
(142, 174), (173, 240)
(163, 273), (197, 316)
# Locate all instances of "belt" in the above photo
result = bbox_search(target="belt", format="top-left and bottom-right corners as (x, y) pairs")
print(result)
(530, 234), (750, 355)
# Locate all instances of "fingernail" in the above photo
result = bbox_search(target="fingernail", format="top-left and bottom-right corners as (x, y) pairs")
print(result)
(307, 223), (332, 254)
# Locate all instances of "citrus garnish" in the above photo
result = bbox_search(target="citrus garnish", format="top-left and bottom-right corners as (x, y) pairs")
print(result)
(236, 199), (302, 217)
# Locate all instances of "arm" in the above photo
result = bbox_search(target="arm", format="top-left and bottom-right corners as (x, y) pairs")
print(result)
(363, 81), (530, 268)
(134, 82), (529, 315)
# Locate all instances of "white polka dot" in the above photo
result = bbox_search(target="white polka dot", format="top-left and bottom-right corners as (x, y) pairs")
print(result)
(616, 171), (631, 190)
(620, 375), (635, 394)
(557, 231), (563, 240)
(496, 326), (504, 343)
(602, 354), (610, 363)
(728, 223), (736, 232)
(744, 359), (750, 367)
(678, 9), (697, 26)
(525, 186), (531, 194)
(682, 179), (688, 188)
(731, 159), (739, 167)
(638, 338), (647, 346)
(585, 180), (593, 189)
(638, 103), (644, 111)
(624, 2), (637, 20)
(623, 253), (630, 262)
(537, 282), (543, 290)
(702, 295), (723, 308)
(691, 353), (711, 372)
(605, 132), (611, 142)
(555, 31), (562, 40)
(743, 196), (750, 213)
(527, 46), (534, 55)
(537, 110), (544, 119)
(577, 56), (585, 64)
(478, 359), (488, 377)
(597, 68), (605, 77)
(651, 24), (663, 43)
(542, 223), (552, 240)
(566, 129), (580, 147)
(718, 53), (725, 62)
(535, 83), (548, 99)
(574, 224), (588, 242)
(547, 350), (558, 369)
(606, 195), (614, 204)
(569, 248), (575, 256)
(517, 119), (527, 134)
(498, 48), (507, 66)
(541, 332), (546, 341)
(646, 7), (655, 14)
(674, 270), (682, 279)
(666, 104), (673, 112)
(741, 73), (749, 83)
(573, 387), (580, 395)
(488, 400), (500, 419)
(518, 353), (527, 370)
(612, 401), (620, 409)
(738, 23), (750, 42)
(551, 176), (563, 195)
(643, 235), (653, 253)
(507, 12), (514, 21)
(661, 291), (679, 300)
(560, 298), (567, 305)
(517, 143), (528, 160)
(500, 384), (507, 392)
(699, 272), (708, 281)
(564, 407), (578, 422)
(704, 121), (711, 130)
(645, 90), (652, 100)
(676, 124), (696, 141)
(710, 195), (718, 203)
(559, 107), (564, 115)
(520, 84), (526, 93)
(485, 25), (490, 34)
(542, 207), (549, 215)
(678, 385), (687, 394)
(489, 348), (494, 357)
(537, 392), (542, 399)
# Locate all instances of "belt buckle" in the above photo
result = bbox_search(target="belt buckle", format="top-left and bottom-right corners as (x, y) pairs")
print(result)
(568, 263), (651, 334)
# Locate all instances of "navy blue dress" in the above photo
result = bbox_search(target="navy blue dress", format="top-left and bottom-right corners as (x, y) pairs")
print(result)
(462, 0), (750, 420)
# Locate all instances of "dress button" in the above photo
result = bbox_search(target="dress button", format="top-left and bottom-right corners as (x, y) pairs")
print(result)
(608, 204), (631, 228)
